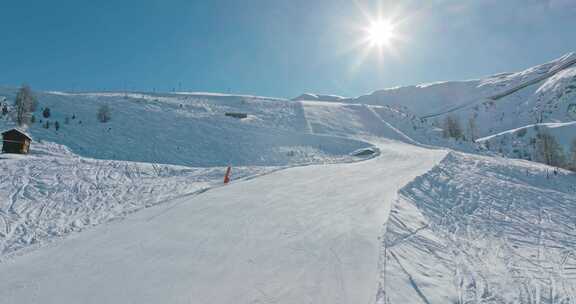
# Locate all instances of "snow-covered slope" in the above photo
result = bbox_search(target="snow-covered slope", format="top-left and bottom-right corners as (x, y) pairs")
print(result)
(2, 87), (574, 303)
(301, 101), (417, 144)
(1, 90), (403, 259)
(295, 52), (576, 165)
(434, 53), (576, 139)
(0, 141), (447, 304)
(384, 152), (576, 303)
(344, 52), (576, 122)
(0, 88), (452, 303)
(0, 88), (438, 260)
(292, 93), (346, 102)
(0, 90), (369, 167)
(476, 121), (576, 162)
(0, 142), (274, 258)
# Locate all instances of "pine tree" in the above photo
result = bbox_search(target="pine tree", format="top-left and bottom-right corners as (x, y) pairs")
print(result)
(42, 107), (51, 118)
(535, 131), (565, 167)
(97, 105), (111, 123)
(570, 139), (576, 171)
(443, 115), (464, 140)
(467, 116), (478, 142)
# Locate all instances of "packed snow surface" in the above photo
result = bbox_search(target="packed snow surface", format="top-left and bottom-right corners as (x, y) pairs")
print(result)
(0, 142), (273, 257)
(0, 141), (446, 304)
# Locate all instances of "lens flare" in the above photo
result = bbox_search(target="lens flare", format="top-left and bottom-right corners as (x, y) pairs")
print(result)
(365, 19), (396, 47)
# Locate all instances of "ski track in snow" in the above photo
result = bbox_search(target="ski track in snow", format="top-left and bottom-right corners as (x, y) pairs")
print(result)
(0, 91), (387, 260)
(0, 141), (447, 304)
(0, 94), (452, 304)
(382, 152), (576, 303)
(0, 143), (274, 259)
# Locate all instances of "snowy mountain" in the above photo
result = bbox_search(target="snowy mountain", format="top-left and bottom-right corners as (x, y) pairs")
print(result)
(347, 52), (576, 122)
(299, 52), (576, 166)
(1, 53), (576, 304)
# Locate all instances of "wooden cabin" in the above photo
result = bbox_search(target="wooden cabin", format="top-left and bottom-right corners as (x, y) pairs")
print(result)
(2, 129), (32, 154)
(225, 112), (248, 119)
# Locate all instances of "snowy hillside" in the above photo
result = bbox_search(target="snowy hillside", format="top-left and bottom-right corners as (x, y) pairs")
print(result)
(1, 88), (429, 259)
(342, 52), (576, 122)
(1, 53), (576, 304)
(0, 90), (370, 167)
(0, 89), (453, 303)
(477, 121), (576, 164)
(297, 52), (576, 166)
(431, 53), (576, 140)
(0, 142), (274, 258)
(292, 93), (346, 102)
(1, 88), (575, 303)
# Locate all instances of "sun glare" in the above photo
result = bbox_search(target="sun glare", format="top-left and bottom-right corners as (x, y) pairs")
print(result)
(365, 19), (396, 47)
(346, 11), (406, 69)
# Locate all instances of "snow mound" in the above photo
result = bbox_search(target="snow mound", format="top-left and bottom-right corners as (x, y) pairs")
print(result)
(292, 93), (347, 102)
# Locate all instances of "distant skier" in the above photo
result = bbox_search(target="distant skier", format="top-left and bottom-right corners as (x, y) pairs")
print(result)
(223, 166), (232, 184)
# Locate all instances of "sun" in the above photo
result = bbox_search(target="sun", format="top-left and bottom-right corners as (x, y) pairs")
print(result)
(346, 12), (406, 68)
(365, 19), (396, 47)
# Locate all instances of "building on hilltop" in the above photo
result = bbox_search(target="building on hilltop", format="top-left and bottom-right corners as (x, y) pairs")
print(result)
(1, 128), (32, 154)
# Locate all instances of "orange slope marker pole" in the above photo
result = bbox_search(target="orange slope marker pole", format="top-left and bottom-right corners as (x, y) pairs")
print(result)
(223, 166), (232, 184)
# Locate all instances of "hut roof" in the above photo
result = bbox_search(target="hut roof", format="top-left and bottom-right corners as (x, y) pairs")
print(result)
(2, 128), (32, 141)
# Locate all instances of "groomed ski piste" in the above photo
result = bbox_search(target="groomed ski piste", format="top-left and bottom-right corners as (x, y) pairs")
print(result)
(1, 53), (576, 304)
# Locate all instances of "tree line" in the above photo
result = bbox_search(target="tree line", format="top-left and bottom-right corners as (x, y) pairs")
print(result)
(441, 114), (576, 171)
(1, 85), (113, 130)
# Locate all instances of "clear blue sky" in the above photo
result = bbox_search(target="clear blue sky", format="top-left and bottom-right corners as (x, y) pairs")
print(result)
(1, 0), (575, 98)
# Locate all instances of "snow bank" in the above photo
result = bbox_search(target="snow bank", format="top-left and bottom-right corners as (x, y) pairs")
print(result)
(383, 151), (576, 303)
